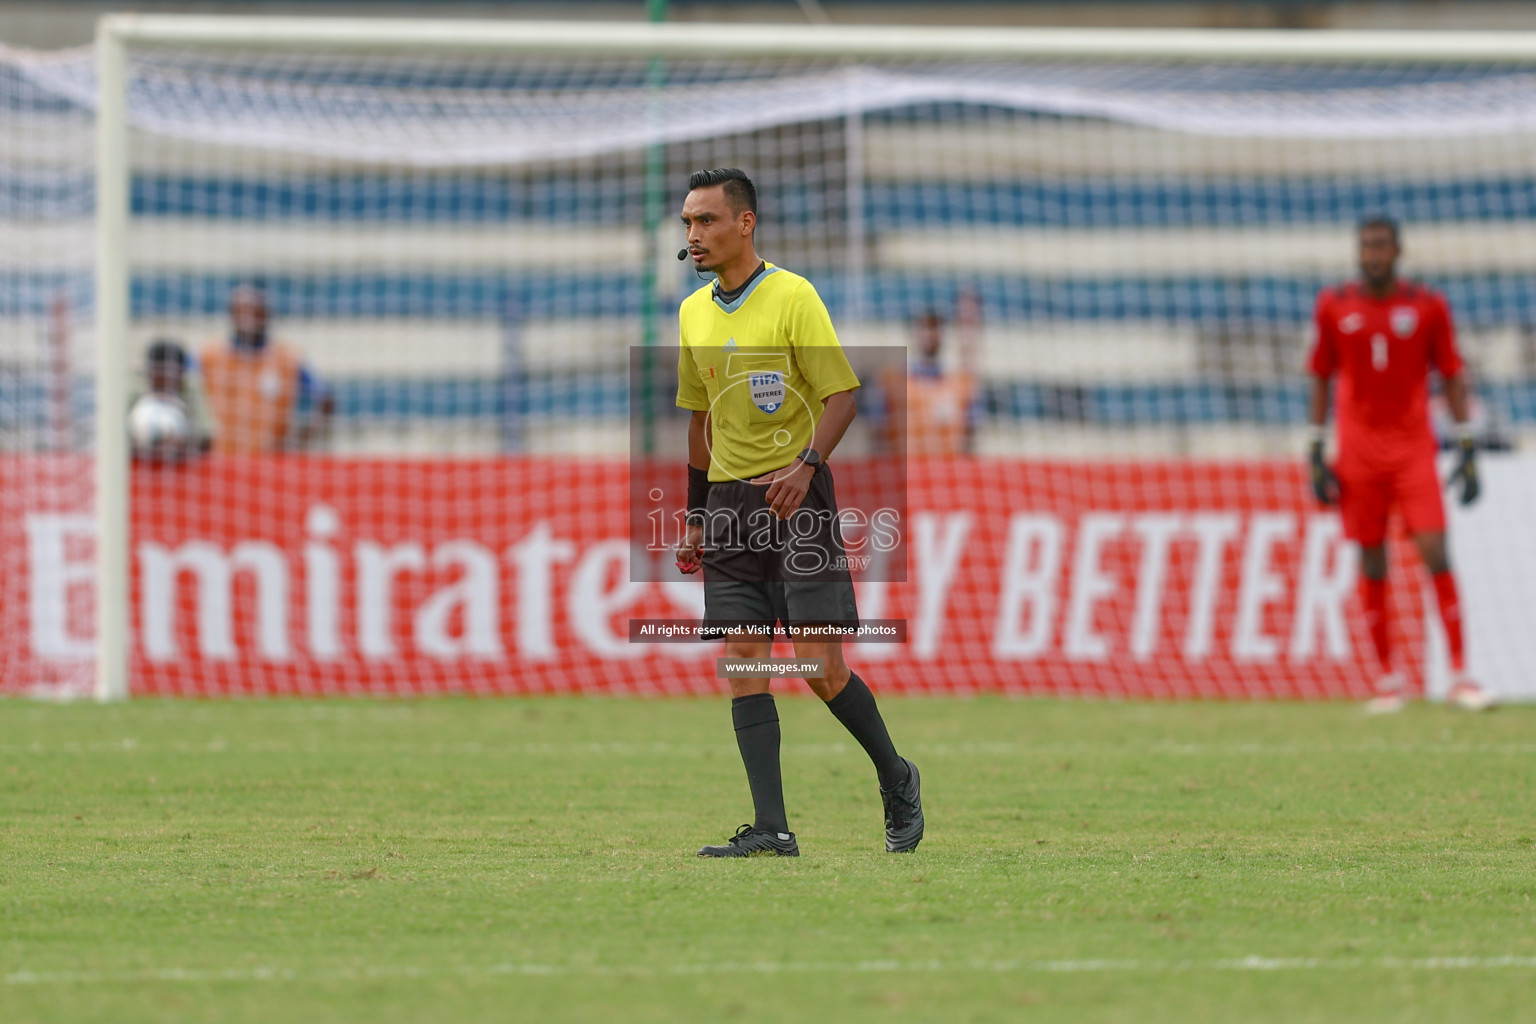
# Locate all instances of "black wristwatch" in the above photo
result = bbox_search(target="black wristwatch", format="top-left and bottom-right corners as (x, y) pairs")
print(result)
(796, 447), (823, 472)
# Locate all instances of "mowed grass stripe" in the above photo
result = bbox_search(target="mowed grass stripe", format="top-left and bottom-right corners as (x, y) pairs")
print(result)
(6, 738), (1536, 757)
(7, 954), (1536, 987)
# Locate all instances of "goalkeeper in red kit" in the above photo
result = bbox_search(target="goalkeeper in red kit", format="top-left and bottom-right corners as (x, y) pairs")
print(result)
(1307, 217), (1490, 713)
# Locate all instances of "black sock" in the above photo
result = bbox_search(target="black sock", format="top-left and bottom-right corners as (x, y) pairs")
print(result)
(731, 693), (788, 835)
(825, 673), (906, 790)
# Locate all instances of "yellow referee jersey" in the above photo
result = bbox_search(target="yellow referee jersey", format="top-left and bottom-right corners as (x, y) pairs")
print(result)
(676, 263), (860, 483)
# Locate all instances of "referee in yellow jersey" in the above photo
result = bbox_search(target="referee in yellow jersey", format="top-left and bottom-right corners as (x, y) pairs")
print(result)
(674, 168), (923, 857)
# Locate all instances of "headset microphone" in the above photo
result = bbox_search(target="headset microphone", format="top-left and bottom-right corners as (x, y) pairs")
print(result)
(680, 247), (713, 281)
(678, 246), (712, 281)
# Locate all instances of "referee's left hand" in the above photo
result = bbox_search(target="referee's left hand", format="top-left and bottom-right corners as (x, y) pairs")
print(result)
(752, 459), (815, 519)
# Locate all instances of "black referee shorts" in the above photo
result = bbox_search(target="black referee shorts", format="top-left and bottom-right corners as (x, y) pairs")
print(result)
(701, 464), (859, 634)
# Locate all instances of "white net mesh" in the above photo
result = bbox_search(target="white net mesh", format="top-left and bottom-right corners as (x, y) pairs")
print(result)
(3, 38), (1535, 697)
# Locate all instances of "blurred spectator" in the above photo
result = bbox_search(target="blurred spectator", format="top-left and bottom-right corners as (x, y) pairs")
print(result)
(878, 296), (980, 458)
(127, 338), (214, 460)
(200, 284), (335, 454)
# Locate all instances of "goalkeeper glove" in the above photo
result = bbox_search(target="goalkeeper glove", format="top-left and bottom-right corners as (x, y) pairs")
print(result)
(1308, 432), (1340, 506)
(1447, 432), (1480, 506)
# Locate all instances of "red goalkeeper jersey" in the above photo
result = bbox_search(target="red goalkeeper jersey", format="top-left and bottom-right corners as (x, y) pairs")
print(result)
(1308, 280), (1464, 472)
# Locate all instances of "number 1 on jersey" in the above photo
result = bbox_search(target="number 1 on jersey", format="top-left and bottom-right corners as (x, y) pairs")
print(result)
(1371, 334), (1388, 370)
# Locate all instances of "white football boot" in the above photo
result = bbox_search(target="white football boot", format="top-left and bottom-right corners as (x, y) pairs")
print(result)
(1447, 674), (1495, 712)
(1364, 670), (1406, 715)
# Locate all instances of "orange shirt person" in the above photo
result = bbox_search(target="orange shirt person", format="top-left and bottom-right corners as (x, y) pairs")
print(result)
(879, 309), (977, 458)
(200, 285), (334, 455)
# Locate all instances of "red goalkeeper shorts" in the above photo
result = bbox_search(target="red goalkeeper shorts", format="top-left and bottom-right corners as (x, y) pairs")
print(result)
(1336, 456), (1445, 548)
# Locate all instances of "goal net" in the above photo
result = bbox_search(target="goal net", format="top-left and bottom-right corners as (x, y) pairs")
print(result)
(4, 22), (1536, 698)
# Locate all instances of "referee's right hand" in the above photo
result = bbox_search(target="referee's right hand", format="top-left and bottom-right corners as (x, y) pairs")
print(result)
(675, 523), (705, 575)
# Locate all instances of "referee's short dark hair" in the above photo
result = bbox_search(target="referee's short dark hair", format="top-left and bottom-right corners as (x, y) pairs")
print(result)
(1358, 214), (1400, 246)
(688, 168), (757, 217)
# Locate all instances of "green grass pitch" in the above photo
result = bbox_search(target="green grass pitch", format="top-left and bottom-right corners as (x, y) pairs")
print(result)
(4, 696), (1536, 1023)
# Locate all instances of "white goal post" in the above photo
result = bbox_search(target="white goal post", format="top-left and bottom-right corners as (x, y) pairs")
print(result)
(91, 15), (1536, 701)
